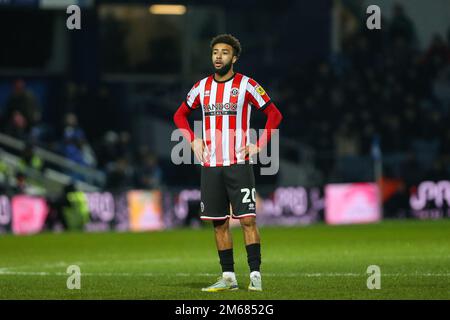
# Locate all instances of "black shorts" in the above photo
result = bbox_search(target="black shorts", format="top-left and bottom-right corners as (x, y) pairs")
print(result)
(200, 163), (256, 220)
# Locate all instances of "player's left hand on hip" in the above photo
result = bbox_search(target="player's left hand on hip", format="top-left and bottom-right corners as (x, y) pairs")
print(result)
(238, 144), (260, 158)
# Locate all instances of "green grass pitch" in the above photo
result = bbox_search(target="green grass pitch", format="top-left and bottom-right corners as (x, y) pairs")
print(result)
(0, 220), (449, 299)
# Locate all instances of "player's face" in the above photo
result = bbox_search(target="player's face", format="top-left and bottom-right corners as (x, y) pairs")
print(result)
(212, 43), (237, 76)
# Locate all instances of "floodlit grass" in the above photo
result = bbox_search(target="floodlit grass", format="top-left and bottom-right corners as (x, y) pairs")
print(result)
(0, 220), (449, 299)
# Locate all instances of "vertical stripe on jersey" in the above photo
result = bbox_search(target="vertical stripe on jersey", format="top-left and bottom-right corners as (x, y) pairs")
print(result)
(228, 73), (243, 165)
(235, 76), (249, 163)
(241, 101), (248, 162)
(221, 80), (233, 166)
(198, 77), (207, 158)
(202, 76), (213, 167)
(246, 101), (252, 162)
(215, 82), (225, 166)
(208, 81), (218, 167)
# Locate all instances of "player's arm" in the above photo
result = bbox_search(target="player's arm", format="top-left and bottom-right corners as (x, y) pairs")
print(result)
(173, 102), (206, 162)
(239, 79), (283, 157)
(256, 102), (283, 150)
(173, 84), (207, 162)
(173, 101), (196, 143)
(239, 102), (283, 157)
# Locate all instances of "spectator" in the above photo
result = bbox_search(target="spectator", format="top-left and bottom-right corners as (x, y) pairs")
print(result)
(2, 79), (40, 135)
(62, 113), (86, 144)
(135, 151), (162, 189)
(106, 156), (135, 191)
(18, 143), (43, 173)
(60, 113), (96, 168)
(96, 130), (120, 168)
(117, 131), (133, 162)
(421, 34), (450, 78)
(433, 66), (450, 113)
(4, 110), (28, 140)
(388, 3), (417, 48)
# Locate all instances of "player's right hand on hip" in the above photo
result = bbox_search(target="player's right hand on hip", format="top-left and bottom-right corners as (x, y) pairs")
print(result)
(191, 138), (209, 163)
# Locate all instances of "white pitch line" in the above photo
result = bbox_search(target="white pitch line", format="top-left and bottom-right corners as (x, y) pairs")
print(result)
(3, 255), (449, 272)
(1, 259), (197, 271)
(0, 270), (448, 277)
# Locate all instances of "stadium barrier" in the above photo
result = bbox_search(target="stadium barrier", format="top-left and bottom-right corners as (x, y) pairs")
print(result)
(0, 181), (448, 235)
(409, 180), (450, 219)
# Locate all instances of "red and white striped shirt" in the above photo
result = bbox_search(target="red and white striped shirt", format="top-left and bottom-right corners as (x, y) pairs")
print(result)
(185, 73), (271, 167)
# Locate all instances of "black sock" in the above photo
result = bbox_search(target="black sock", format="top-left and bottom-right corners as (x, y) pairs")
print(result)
(246, 243), (261, 272)
(218, 249), (234, 272)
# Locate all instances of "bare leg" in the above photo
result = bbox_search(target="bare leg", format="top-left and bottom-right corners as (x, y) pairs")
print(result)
(212, 218), (236, 277)
(239, 216), (260, 245)
(240, 216), (262, 277)
(213, 218), (233, 250)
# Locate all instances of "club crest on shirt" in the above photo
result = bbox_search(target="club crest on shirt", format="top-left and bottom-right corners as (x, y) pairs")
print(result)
(205, 90), (210, 97)
(231, 88), (239, 97)
(256, 85), (266, 96)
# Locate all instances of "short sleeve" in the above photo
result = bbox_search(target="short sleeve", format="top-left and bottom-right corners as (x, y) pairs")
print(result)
(246, 78), (271, 111)
(185, 82), (201, 110)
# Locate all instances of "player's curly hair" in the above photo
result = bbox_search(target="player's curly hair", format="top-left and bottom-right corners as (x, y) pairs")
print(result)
(210, 34), (242, 58)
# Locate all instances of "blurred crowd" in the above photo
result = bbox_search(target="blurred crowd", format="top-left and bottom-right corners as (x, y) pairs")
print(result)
(0, 80), (162, 192)
(279, 4), (450, 183)
(0, 3), (449, 197)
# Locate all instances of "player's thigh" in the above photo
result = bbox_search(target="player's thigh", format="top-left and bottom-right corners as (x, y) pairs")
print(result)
(223, 164), (256, 218)
(200, 166), (230, 219)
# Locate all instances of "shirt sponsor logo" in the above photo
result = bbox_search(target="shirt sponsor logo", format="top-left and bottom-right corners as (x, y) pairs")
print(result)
(256, 85), (266, 96)
(203, 103), (238, 116)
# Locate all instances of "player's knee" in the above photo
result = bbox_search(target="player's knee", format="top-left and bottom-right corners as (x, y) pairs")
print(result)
(240, 217), (256, 229)
(213, 218), (229, 232)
